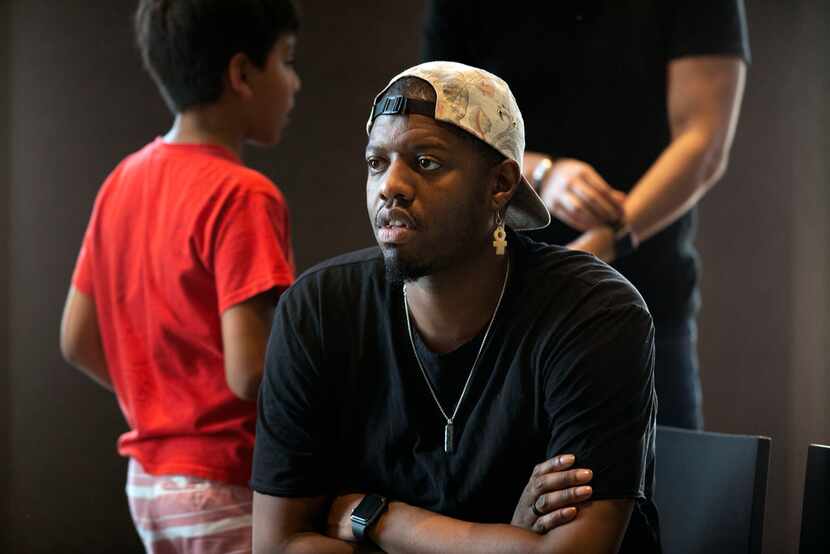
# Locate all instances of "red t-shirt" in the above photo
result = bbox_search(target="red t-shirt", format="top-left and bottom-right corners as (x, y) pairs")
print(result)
(72, 138), (294, 486)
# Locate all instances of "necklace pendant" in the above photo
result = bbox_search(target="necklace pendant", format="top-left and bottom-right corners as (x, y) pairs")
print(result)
(444, 422), (454, 453)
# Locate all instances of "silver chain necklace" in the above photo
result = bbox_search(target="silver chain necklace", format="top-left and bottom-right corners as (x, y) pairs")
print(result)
(402, 258), (510, 453)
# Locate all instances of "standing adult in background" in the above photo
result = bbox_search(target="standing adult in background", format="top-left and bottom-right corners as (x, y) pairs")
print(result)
(423, 0), (749, 429)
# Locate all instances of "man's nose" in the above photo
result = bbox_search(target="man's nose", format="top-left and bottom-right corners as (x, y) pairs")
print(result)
(378, 159), (415, 204)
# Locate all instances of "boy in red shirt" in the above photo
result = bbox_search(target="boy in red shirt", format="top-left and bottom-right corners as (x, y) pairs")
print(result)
(60, 1), (301, 551)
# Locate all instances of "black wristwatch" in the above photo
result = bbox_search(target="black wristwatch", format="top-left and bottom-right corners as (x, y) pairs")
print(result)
(350, 494), (388, 542)
(612, 221), (639, 259)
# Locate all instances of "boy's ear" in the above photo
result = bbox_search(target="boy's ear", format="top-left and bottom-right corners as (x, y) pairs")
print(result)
(226, 52), (255, 99)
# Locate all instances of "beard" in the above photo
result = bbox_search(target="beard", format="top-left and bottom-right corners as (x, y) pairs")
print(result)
(381, 247), (433, 284)
(375, 200), (493, 284)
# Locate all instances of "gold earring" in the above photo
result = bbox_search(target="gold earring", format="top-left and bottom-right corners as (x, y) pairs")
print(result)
(493, 213), (507, 256)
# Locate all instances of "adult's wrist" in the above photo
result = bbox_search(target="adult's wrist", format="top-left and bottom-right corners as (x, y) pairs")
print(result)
(531, 157), (554, 193)
(611, 219), (639, 259)
(366, 499), (396, 545)
(350, 494), (388, 542)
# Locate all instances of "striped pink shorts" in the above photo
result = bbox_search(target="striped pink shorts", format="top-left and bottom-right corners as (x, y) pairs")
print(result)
(126, 458), (252, 554)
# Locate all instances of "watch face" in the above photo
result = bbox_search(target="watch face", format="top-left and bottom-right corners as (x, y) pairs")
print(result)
(352, 494), (386, 522)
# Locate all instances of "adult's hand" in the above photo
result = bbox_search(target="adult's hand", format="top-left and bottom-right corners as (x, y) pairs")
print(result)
(540, 158), (626, 231)
(511, 454), (594, 534)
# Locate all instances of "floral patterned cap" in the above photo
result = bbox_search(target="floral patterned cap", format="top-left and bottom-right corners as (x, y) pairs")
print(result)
(367, 61), (550, 231)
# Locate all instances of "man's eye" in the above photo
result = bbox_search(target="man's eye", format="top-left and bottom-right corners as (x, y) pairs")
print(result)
(418, 157), (441, 171)
(367, 158), (385, 171)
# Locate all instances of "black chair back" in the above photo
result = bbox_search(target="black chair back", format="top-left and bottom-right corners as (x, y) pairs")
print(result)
(655, 426), (770, 554)
(799, 443), (830, 554)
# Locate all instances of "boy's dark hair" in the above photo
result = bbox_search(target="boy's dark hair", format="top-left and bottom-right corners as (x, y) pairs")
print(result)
(379, 77), (506, 167)
(135, 0), (300, 113)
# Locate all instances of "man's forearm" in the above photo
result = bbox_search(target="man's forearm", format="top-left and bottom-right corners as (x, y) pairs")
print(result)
(622, 55), (746, 245)
(623, 128), (725, 243)
(568, 131), (723, 262)
(369, 501), (545, 554)
(271, 534), (358, 554)
(253, 492), (375, 554)
(367, 498), (632, 554)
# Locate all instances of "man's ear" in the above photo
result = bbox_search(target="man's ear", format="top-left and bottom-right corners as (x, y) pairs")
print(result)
(226, 52), (255, 99)
(491, 158), (521, 212)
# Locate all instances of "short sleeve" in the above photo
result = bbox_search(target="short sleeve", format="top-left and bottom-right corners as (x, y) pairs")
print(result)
(544, 305), (656, 500)
(250, 286), (333, 497)
(421, 0), (471, 62)
(667, 0), (751, 63)
(211, 189), (294, 313)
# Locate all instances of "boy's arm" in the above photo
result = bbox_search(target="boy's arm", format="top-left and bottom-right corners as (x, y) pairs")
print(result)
(60, 286), (113, 391)
(221, 289), (279, 401)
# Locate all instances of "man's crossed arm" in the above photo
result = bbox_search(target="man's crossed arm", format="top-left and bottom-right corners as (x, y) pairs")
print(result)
(252, 455), (633, 554)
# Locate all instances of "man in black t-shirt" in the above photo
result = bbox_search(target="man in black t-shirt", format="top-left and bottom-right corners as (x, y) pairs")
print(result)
(423, 0), (750, 430)
(251, 62), (659, 552)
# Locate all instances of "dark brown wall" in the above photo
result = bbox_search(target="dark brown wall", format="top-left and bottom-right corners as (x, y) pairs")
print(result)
(697, 2), (830, 551)
(7, 2), (163, 552)
(1, 0), (11, 551)
(3, 1), (828, 553)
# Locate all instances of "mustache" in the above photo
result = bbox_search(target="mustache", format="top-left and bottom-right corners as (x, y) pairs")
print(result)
(375, 205), (417, 229)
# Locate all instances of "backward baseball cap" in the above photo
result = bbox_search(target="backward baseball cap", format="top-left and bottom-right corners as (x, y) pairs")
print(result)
(366, 61), (551, 232)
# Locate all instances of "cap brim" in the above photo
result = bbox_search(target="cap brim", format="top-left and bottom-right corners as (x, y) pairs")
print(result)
(505, 176), (551, 231)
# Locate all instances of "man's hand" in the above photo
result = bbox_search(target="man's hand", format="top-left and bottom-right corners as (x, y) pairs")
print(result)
(539, 158), (626, 231)
(511, 454), (594, 534)
(323, 457), (594, 548)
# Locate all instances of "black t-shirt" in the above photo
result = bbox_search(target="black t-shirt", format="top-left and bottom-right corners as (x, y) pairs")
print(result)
(252, 232), (660, 551)
(423, 0), (751, 321)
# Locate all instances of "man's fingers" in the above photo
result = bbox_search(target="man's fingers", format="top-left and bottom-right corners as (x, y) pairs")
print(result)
(532, 506), (578, 533)
(556, 193), (600, 230)
(535, 485), (593, 513)
(532, 454), (575, 476)
(580, 169), (626, 220)
(532, 468), (593, 494)
(570, 178), (624, 224)
(581, 165), (613, 193)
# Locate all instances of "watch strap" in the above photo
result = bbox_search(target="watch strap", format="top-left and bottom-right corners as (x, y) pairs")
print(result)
(531, 157), (553, 192)
(350, 494), (388, 542)
(351, 515), (368, 542)
(613, 224), (638, 259)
